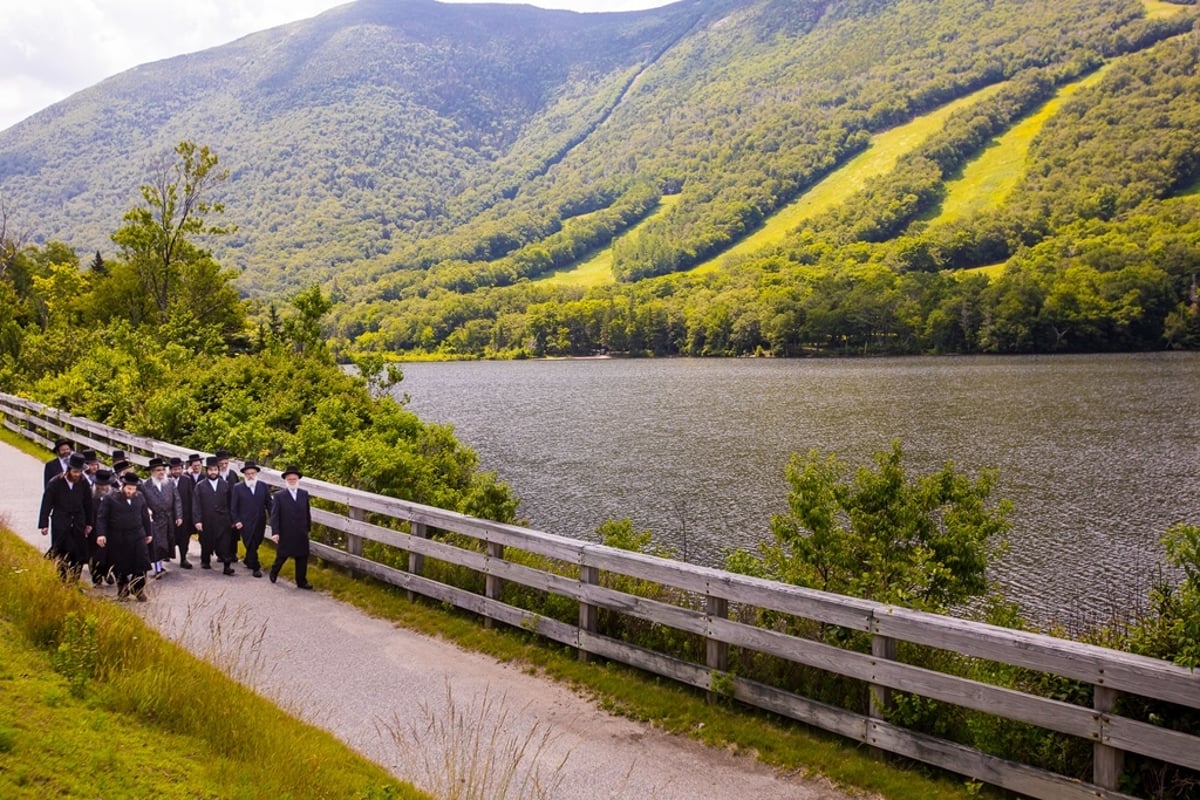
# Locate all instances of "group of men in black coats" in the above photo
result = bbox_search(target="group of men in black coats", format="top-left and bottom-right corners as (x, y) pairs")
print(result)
(38, 440), (313, 600)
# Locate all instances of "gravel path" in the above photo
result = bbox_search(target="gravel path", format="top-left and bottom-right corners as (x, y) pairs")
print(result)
(2, 440), (860, 800)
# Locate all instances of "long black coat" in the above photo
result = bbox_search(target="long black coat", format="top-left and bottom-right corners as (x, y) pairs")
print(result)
(141, 479), (182, 560)
(194, 477), (234, 560)
(177, 472), (200, 533)
(43, 456), (69, 486)
(269, 487), (311, 559)
(95, 492), (152, 575)
(38, 474), (93, 564)
(231, 481), (272, 541)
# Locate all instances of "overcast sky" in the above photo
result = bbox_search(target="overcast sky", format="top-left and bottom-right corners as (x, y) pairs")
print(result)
(1, 0), (674, 132)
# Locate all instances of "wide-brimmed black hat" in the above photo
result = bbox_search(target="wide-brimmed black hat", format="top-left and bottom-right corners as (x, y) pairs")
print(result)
(168, 456), (183, 467)
(241, 461), (261, 474)
(67, 453), (86, 470)
(53, 438), (71, 451)
(205, 456), (220, 468)
(82, 450), (99, 463)
(111, 460), (132, 473)
(281, 465), (302, 478)
(95, 469), (113, 483)
(148, 457), (167, 470)
(121, 472), (140, 486)
(186, 453), (202, 464)
(111, 449), (126, 461)
(215, 448), (232, 460)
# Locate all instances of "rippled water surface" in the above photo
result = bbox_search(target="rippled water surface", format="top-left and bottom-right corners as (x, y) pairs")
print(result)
(397, 353), (1200, 623)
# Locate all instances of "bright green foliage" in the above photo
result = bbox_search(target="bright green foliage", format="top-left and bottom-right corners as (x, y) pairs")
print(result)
(1130, 523), (1200, 668)
(110, 141), (237, 328)
(0, 145), (517, 526)
(729, 441), (1011, 612)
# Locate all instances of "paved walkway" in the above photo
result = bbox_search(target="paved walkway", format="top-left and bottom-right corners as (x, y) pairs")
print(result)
(2, 440), (857, 800)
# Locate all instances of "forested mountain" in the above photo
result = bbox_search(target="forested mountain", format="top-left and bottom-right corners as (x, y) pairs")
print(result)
(2, 0), (1200, 356)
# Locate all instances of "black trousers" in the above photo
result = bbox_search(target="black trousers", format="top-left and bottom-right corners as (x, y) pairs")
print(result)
(200, 524), (235, 565)
(241, 527), (264, 569)
(271, 553), (308, 586)
(175, 523), (191, 560)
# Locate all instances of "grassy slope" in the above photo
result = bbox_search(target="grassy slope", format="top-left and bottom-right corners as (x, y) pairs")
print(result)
(0, 525), (425, 800)
(936, 65), (1113, 224)
(687, 82), (1009, 275)
(545, 0), (1187, 288)
(536, 194), (682, 288)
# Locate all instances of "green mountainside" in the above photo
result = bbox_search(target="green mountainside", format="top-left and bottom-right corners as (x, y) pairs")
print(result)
(2, 0), (1200, 356)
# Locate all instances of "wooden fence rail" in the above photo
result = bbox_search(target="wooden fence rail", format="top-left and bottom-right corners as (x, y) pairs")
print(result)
(4, 392), (1197, 800)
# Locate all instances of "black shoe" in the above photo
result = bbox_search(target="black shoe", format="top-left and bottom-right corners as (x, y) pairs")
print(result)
(268, 570), (278, 584)
(252, 568), (263, 578)
(179, 559), (193, 570)
(201, 562), (212, 570)
(297, 582), (314, 590)
(222, 565), (236, 576)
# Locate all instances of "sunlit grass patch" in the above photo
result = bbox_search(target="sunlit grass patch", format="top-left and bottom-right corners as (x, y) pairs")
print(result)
(0, 527), (425, 800)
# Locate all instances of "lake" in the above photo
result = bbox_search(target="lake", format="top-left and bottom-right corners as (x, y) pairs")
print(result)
(395, 353), (1200, 625)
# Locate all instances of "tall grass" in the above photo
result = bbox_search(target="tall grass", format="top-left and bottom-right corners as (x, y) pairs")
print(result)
(380, 680), (574, 800)
(0, 526), (425, 800)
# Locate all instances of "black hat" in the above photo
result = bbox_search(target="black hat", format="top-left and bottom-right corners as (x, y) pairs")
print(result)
(187, 453), (202, 464)
(95, 469), (113, 483)
(168, 457), (183, 467)
(121, 472), (140, 486)
(111, 460), (132, 474)
(215, 449), (232, 460)
(67, 453), (86, 470)
(53, 438), (71, 451)
(111, 449), (126, 461)
(205, 456), (220, 468)
(148, 457), (167, 470)
(241, 461), (261, 474)
(281, 465), (302, 479)
(82, 450), (99, 463)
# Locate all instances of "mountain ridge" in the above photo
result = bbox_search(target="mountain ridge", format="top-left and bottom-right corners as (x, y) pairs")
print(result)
(3, 0), (1200, 356)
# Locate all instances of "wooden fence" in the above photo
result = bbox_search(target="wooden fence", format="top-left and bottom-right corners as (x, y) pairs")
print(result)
(4, 391), (1197, 800)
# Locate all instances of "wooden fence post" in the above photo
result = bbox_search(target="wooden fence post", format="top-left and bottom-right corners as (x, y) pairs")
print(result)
(706, 591), (730, 704)
(347, 507), (365, 557)
(407, 522), (427, 603)
(1094, 686), (1124, 790)
(869, 611), (896, 757)
(483, 540), (504, 629)
(578, 563), (599, 663)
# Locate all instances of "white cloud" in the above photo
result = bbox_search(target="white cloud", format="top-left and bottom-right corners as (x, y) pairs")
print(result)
(1, 0), (671, 132)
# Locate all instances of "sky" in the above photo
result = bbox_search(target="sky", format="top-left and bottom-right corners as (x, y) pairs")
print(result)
(1, 0), (674, 132)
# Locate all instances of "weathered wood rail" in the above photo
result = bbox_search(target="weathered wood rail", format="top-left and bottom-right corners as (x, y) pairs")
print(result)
(4, 392), (1197, 800)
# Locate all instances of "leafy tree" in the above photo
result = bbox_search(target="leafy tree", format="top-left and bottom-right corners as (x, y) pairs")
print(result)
(110, 141), (235, 325)
(726, 441), (1011, 613)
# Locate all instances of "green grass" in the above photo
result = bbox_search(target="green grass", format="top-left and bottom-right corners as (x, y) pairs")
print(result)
(936, 65), (1113, 224)
(0, 527), (426, 800)
(687, 83), (1009, 275)
(536, 194), (682, 288)
(1143, 0), (1190, 19)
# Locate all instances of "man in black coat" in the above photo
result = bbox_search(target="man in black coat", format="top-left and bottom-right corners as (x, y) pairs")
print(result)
(268, 465), (313, 589)
(95, 473), (153, 601)
(142, 457), (182, 579)
(170, 456), (196, 569)
(43, 438), (73, 486)
(231, 461), (272, 578)
(194, 455), (236, 575)
(88, 468), (116, 586)
(38, 453), (93, 582)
